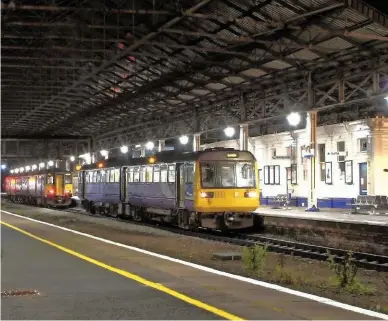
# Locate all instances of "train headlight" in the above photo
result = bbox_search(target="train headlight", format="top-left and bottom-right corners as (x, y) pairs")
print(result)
(200, 191), (214, 198)
(244, 191), (258, 198)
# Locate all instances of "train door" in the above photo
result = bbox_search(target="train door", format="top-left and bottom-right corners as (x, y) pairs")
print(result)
(176, 163), (185, 208)
(359, 162), (368, 195)
(80, 171), (86, 198)
(120, 167), (127, 202)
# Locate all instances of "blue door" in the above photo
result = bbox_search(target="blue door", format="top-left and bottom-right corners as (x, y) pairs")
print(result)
(359, 162), (367, 195)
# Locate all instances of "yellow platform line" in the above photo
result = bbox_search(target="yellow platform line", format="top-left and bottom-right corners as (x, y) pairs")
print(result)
(0, 221), (243, 321)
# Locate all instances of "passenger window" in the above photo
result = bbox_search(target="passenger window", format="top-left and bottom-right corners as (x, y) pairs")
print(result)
(185, 164), (194, 183)
(140, 167), (146, 182)
(100, 170), (106, 183)
(85, 172), (89, 183)
(160, 166), (167, 182)
(114, 168), (120, 183)
(93, 171), (97, 183)
(146, 166), (153, 183)
(133, 167), (140, 182)
(47, 175), (54, 184)
(153, 166), (160, 182)
(128, 168), (133, 183)
(96, 170), (101, 183)
(110, 168), (115, 183)
(168, 165), (176, 183)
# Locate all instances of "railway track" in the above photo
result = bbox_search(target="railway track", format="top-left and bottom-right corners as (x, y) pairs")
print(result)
(4, 201), (388, 272)
(65, 208), (388, 272)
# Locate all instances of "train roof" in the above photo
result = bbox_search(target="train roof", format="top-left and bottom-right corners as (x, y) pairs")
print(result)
(81, 148), (256, 170)
(5, 168), (72, 178)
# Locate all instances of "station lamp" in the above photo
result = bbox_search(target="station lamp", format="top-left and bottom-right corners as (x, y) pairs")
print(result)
(100, 150), (108, 157)
(120, 145), (128, 153)
(1, 164), (6, 170)
(19, 167), (24, 173)
(384, 96), (388, 102)
(145, 141), (154, 150)
(70, 156), (75, 162)
(179, 135), (189, 145)
(25, 166), (31, 171)
(39, 162), (45, 169)
(47, 160), (54, 167)
(224, 127), (235, 137)
(135, 144), (141, 148)
(32, 164), (37, 170)
(10, 169), (14, 174)
(287, 112), (301, 127)
(15, 169), (19, 173)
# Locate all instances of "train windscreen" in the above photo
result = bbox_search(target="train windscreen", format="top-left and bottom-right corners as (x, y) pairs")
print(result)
(200, 162), (255, 188)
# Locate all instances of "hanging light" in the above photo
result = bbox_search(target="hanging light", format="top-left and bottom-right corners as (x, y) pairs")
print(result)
(287, 112), (301, 126)
(224, 127), (235, 137)
(145, 141), (154, 150)
(179, 135), (189, 145)
(120, 145), (128, 153)
(47, 160), (54, 167)
(70, 156), (75, 162)
(100, 150), (108, 157)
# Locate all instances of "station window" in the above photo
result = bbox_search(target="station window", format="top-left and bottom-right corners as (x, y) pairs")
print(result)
(337, 141), (345, 175)
(160, 165), (168, 182)
(359, 137), (368, 153)
(168, 165), (176, 183)
(318, 143), (326, 181)
(134, 167), (140, 182)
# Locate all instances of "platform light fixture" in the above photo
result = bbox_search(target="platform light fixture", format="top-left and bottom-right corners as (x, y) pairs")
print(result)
(120, 145), (129, 153)
(47, 160), (54, 167)
(70, 156), (75, 162)
(135, 144), (141, 148)
(1, 164), (6, 170)
(145, 141), (154, 150)
(224, 127), (235, 137)
(179, 135), (189, 145)
(385, 96), (388, 102)
(39, 162), (45, 169)
(25, 166), (31, 171)
(10, 169), (14, 174)
(287, 112), (301, 127)
(100, 150), (108, 157)
(19, 167), (24, 173)
(15, 169), (19, 173)
(32, 164), (37, 170)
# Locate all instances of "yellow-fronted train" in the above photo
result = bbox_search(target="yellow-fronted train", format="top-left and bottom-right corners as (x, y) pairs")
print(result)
(78, 148), (262, 231)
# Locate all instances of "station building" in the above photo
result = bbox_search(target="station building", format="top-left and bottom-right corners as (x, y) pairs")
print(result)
(202, 117), (388, 209)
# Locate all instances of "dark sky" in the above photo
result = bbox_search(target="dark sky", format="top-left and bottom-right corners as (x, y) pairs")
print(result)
(365, 0), (388, 13)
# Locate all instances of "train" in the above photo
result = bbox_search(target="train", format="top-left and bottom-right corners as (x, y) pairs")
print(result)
(77, 148), (260, 230)
(4, 168), (74, 207)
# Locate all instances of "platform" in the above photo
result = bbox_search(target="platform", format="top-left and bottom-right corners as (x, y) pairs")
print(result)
(255, 206), (388, 226)
(1, 211), (386, 320)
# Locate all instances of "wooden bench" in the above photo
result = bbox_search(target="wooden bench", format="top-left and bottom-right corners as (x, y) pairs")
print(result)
(350, 195), (388, 214)
(272, 194), (290, 209)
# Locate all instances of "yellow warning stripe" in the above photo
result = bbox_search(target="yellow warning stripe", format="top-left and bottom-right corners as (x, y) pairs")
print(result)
(0, 221), (243, 321)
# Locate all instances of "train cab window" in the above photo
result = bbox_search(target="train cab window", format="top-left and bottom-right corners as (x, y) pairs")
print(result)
(236, 162), (255, 187)
(140, 167), (146, 183)
(220, 164), (235, 187)
(110, 168), (115, 183)
(64, 174), (72, 184)
(146, 166), (153, 183)
(114, 169), (120, 183)
(185, 164), (194, 184)
(47, 175), (54, 184)
(128, 168), (134, 183)
(201, 164), (216, 188)
(153, 166), (160, 182)
(168, 165), (176, 183)
(133, 167), (140, 182)
(160, 165), (168, 182)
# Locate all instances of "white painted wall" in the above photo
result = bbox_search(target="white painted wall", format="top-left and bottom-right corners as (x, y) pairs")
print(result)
(202, 121), (372, 199)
